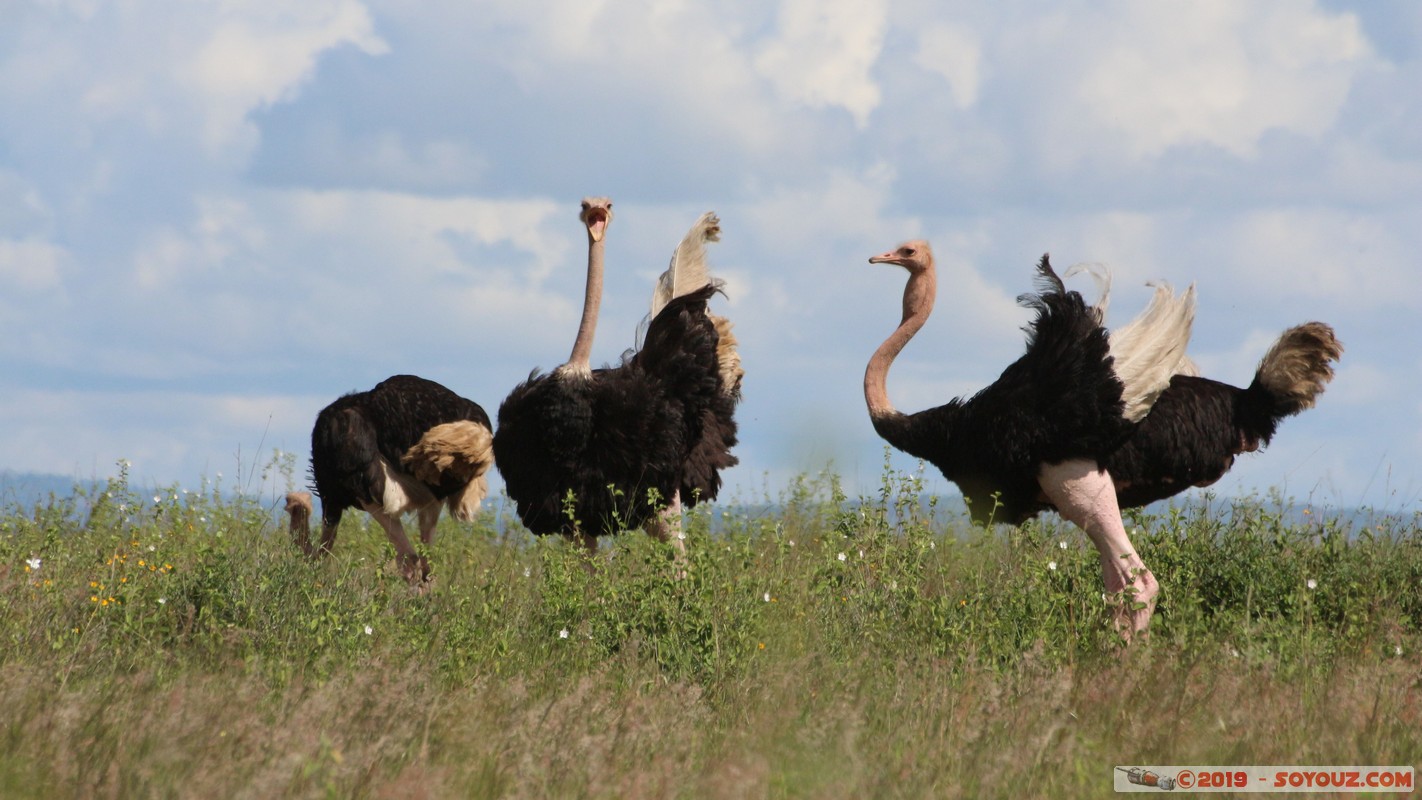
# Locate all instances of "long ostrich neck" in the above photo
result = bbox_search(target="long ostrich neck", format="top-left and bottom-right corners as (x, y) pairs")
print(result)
(565, 234), (604, 373)
(864, 267), (936, 418)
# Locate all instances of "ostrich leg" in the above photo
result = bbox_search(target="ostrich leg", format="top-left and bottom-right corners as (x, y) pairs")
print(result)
(644, 490), (689, 569)
(1038, 459), (1159, 639)
(417, 502), (441, 547)
(366, 507), (431, 585)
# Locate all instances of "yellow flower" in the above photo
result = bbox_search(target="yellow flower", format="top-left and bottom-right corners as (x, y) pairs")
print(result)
(90, 596), (98, 603)
(758, 642), (765, 650)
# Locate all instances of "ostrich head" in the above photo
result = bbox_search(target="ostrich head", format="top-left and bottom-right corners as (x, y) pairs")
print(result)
(284, 491), (313, 518)
(868, 240), (933, 273)
(580, 197), (613, 242)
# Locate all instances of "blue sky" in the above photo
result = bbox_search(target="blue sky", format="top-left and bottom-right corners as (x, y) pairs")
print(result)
(1, 0), (1419, 511)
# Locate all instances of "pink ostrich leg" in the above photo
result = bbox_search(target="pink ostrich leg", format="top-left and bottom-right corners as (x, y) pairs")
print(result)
(1039, 459), (1159, 638)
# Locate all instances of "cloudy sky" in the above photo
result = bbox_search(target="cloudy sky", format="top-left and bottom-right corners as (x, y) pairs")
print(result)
(1, 0), (1419, 512)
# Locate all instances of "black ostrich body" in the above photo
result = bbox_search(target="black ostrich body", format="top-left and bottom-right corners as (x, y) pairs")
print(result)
(495, 284), (738, 537)
(864, 239), (1340, 636)
(291, 373), (495, 584)
(871, 257), (1130, 525)
(309, 374), (491, 526)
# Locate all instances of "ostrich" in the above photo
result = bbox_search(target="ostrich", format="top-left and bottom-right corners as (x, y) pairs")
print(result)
(285, 374), (494, 584)
(493, 197), (741, 555)
(864, 241), (1341, 637)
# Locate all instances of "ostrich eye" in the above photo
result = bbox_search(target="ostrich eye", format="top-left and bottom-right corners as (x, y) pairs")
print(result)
(901, 248), (915, 257)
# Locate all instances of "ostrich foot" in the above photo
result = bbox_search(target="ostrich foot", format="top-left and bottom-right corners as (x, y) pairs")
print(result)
(395, 553), (432, 587)
(1104, 564), (1159, 641)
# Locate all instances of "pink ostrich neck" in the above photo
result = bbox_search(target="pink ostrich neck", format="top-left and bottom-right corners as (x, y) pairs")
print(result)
(864, 265), (937, 418)
(564, 234), (604, 374)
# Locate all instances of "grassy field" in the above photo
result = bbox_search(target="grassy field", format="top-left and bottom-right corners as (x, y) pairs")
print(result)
(2, 457), (1419, 798)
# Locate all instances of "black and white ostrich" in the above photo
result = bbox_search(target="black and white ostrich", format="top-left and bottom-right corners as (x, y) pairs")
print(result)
(285, 374), (494, 584)
(863, 241), (1341, 636)
(493, 197), (742, 555)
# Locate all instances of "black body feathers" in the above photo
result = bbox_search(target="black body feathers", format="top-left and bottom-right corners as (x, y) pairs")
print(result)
(494, 284), (739, 537)
(1103, 322), (1341, 507)
(309, 374), (491, 528)
(873, 256), (1129, 524)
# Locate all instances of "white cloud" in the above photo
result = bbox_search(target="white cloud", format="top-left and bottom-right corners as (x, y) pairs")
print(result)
(1220, 208), (1417, 311)
(755, 0), (887, 127)
(182, 3), (388, 152)
(995, 1), (1377, 166)
(914, 23), (983, 109)
(0, 239), (67, 293)
(1, 1), (386, 162)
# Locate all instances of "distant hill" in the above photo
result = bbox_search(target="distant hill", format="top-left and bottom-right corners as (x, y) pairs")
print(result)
(0, 471), (101, 511)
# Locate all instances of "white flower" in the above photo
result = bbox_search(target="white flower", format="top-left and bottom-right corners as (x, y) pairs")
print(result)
(676, 531), (686, 541)
(837, 552), (847, 562)
(148, 545), (156, 552)
(1230, 647), (1240, 658)
(788, 540), (795, 547)
(558, 628), (569, 639)
(1048, 561), (1058, 571)
(1396, 645), (1404, 657)
(25, 557), (41, 572)
(763, 592), (771, 602)
(1306, 579), (1318, 590)
(858, 549), (864, 558)
(364, 625), (373, 636)
(523, 567), (532, 578)
(1059, 540), (1068, 550)
(153, 495), (161, 503)
(199, 516), (207, 523)
(157, 598), (167, 605)
(929, 541), (936, 550)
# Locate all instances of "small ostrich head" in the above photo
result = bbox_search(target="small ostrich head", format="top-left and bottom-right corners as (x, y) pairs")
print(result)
(580, 197), (613, 242)
(284, 491), (313, 518)
(869, 240), (933, 273)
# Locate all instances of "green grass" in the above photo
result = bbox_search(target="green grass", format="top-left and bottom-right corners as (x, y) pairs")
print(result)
(1, 456), (1419, 798)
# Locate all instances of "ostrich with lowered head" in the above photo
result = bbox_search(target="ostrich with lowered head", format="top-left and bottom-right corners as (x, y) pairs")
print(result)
(286, 374), (494, 584)
(493, 197), (742, 555)
(864, 240), (1340, 637)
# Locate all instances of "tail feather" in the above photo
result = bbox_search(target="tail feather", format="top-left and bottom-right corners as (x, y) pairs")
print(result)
(710, 313), (743, 398)
(650, 211), (721, 318)
(1250, 322), (1343, 418)
(401, 420), (495, 495)
(446, 474), (489, 523)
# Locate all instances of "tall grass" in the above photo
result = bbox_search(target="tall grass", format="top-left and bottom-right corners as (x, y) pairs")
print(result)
(1, 455), (1419, 798)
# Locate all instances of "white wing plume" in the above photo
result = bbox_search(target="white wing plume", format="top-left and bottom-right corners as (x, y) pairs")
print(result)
(649, 211), (721, 319)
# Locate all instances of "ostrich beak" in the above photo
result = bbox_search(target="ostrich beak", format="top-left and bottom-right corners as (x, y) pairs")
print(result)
(586, 210), (609, 242)
(868, 251), (900, 265)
